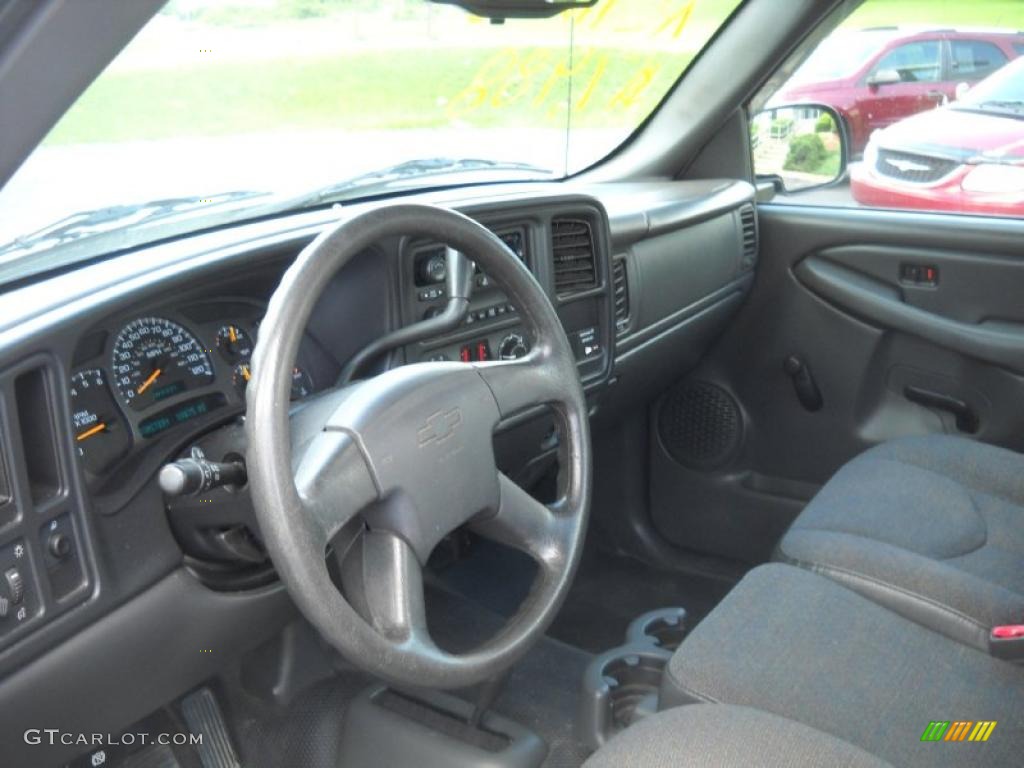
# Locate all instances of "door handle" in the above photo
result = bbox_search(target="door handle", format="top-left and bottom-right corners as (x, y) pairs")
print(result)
(794, 257), (1024, 374)
(904, 385), (979, 433)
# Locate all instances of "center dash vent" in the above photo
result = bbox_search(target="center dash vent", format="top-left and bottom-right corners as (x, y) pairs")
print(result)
(552, 217), (597, 294)
(739, 204), (758, 270)
(612, 258), (630, 336)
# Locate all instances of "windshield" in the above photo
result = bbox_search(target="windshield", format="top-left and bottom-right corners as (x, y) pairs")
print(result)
(0, 0), (741, 283)
(788, 30), (892, 83)
(957, 56), (1024, 108)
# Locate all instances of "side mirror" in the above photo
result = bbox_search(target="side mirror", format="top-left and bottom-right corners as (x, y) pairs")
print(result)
(955, 81), (971, 101)
(751, 104), (848, 193)
(867, 68), (902, 88)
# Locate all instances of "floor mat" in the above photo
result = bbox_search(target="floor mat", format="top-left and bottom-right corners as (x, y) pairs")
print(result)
(230, 587), (593, 768)
(547, 545), (736, 652)
(432, 535), (738, 653)
(427, 588), (594, 768)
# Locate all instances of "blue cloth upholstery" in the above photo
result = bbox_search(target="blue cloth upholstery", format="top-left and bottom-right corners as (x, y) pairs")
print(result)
(776, 435), (1024, 649)
(583, 703), (893, 768)
(661, 564), (1024, 768)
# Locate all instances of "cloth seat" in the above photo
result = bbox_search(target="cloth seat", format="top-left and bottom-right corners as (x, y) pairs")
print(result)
(660, 564), (1024, 768)
(775, 435), (1024, 650)
(582, 703), (892, 768)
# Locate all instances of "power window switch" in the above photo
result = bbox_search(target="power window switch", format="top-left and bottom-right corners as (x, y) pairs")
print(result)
(900, 263), (938, 286)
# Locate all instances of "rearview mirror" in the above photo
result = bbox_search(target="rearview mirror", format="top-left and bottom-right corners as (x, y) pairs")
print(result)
(867, 68), (902, 88)
(751, 104), (847, 193)
(430, 0), (597, 19)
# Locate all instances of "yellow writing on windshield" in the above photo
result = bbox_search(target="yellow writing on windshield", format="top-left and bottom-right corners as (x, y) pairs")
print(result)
(448, 0), (698, 121)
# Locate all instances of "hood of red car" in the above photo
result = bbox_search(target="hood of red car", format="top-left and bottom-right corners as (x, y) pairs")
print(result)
(875, 107), (1024, 162)
(776, 80), (846, 101)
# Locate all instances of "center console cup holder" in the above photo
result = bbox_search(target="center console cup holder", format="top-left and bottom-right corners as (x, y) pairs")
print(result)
(626, 607), (688, 652)
(576, 607), (688, 751)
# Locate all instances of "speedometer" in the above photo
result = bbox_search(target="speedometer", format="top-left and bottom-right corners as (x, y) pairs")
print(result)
(111, 317), (215, 411)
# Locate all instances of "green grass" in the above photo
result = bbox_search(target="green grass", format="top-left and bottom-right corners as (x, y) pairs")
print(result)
(55, 0), (1024, 148)
(46, 47), (692, 144)
(844, 0), (1024, 28)
(816, 150), (841, 178)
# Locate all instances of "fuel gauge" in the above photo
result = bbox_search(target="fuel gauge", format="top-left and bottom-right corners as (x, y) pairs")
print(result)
(215, 324), (254, 363)
(70, 369), (131, 473)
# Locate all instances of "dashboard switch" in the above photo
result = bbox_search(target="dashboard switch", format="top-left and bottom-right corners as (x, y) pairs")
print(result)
(498, 333), (528, 360)
(48, 533), (72, 560)
(476, 341), (491, 361)
(4, 568), (24, 605)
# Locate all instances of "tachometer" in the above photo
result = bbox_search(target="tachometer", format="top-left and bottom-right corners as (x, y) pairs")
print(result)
(111, 317), (215, 411)
(70, 368), (131, 473)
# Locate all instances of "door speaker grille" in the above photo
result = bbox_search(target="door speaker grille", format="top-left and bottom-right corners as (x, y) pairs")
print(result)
(658, 381), (742, 470)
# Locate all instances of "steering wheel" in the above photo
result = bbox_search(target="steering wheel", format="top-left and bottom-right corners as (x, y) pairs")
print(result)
(246, 204), (591, 689)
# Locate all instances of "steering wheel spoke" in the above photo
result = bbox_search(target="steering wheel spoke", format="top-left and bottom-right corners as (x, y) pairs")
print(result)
(343, 530), (433, 647)
(471, 473), (573, 574)
(475, 348), (565, 419)
(294, 429), (378, 545)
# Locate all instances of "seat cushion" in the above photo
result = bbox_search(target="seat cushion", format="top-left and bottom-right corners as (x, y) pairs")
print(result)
(583, 704), (892, 768)
(776, 435), (1024, 649)
(661, 564), (1024, 768)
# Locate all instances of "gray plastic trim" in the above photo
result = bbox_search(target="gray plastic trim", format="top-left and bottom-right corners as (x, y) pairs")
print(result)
(0, 569), (292, 768)
(796, 256), (1024, 374)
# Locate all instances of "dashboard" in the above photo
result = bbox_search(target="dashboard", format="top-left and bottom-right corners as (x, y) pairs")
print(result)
(0, 179), (757, 766)
(69, 301), (329, 478)
(70, 306), (320, 475)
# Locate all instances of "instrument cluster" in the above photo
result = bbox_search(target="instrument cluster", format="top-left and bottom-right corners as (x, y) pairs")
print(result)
(69, 304), (319, 477)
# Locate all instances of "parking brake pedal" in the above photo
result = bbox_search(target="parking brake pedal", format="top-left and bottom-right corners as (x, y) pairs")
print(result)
(180, 688), (241, 768)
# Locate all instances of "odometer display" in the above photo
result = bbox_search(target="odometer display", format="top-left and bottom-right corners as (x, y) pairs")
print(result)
(111, 317), (214, 411)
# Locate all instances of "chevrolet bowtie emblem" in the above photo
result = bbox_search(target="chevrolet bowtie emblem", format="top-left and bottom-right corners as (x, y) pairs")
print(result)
(417, 407), (463, 447)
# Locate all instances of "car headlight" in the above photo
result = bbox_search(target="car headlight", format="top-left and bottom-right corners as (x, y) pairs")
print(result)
(961, 164), (1024, 194)
(862, 139), (879, 170)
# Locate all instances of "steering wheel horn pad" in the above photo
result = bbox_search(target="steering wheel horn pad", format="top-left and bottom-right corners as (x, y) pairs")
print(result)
(322, 362), (502, 564)
(246, 204), (591, 689)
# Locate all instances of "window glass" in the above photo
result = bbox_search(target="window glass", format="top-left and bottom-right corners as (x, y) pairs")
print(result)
(753, 0), (1024, 219)
(0, 0), (743, 286)
(950, 40), (1008, 80)
(871, 41), (941, 83)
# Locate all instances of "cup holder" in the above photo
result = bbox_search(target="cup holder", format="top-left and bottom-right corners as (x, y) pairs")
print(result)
(576, 607), (689, 751)
(626, 607), (688, 652)
(603, 652), (667, 728)
(576, 644), (672, 750)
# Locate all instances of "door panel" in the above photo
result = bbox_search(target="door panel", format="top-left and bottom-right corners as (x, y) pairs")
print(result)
(859, 40), (945, 132)
(648, 204), (1024, 564)
(795, 254), (1024, 373)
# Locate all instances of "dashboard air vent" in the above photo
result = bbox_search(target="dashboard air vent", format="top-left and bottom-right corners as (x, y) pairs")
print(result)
(552, 218), (597, 294)
(612, 258), (630, 337)
(739, 204), (758, 270)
